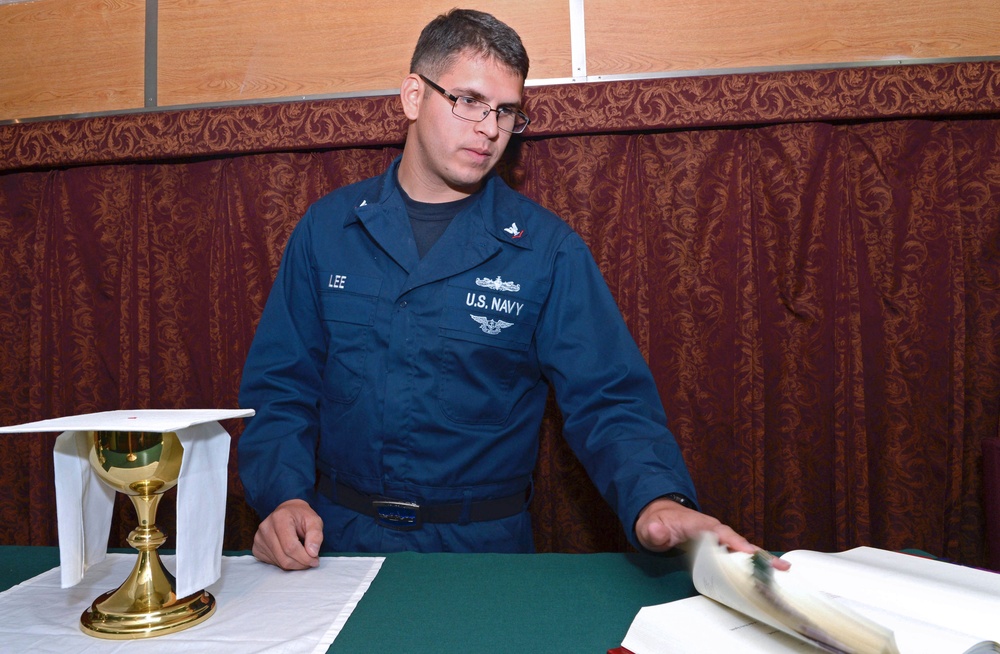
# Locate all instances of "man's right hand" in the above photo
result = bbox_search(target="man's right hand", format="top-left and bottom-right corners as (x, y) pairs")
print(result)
(252, 499), (324, 570)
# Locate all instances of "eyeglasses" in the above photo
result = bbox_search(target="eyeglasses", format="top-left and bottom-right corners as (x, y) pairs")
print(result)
(418, 74), (530, 135)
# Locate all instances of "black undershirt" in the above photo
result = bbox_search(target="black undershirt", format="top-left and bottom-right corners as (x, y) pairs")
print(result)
(398, 180), (479, 259)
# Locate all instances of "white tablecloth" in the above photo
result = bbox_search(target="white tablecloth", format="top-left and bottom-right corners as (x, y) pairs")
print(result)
(0, 554), (383, 653)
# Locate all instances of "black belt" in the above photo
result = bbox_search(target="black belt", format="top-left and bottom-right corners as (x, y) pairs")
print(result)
(318, 476), (528, 531)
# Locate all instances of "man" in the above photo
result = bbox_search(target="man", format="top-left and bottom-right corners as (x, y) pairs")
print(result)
(238, 9), (770, 570)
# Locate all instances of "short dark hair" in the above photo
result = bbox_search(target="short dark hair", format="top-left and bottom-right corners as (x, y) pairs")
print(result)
(410, 9), (529, 81)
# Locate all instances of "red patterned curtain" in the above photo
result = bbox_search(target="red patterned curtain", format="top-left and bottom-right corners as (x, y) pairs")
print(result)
(1, 62), (999, 565)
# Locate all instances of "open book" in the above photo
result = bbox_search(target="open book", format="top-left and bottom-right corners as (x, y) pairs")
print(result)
(621, 534), (1000, 654)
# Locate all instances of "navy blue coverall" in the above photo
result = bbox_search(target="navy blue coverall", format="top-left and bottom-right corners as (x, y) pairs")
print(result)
(238, 159), (698, 553)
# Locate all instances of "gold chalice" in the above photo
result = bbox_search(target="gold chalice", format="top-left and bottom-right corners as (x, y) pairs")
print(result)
(80, 430), (216, 638)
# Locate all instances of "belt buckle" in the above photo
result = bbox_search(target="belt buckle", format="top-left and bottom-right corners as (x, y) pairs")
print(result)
(372, 498), (422, 530)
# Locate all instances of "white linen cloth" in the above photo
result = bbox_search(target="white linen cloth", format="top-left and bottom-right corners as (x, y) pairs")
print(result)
(0, 554), (384, 653)
(0, 409), (253, 597)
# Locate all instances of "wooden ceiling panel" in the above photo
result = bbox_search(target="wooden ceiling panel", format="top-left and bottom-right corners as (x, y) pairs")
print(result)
(585, 0), (1000, 76)
(157, 0), (572, 107)
(0, 0), (145, 121)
